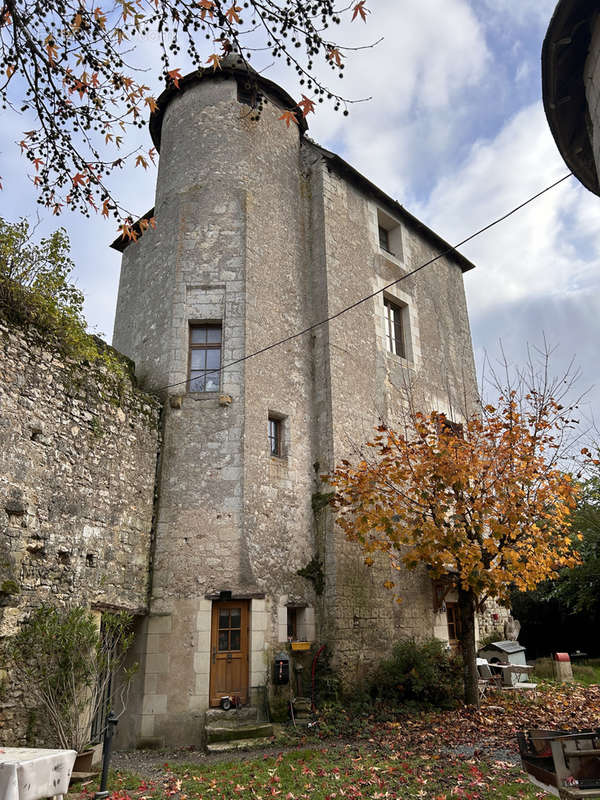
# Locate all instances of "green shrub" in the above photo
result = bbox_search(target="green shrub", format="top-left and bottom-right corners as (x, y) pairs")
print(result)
(371, 638), (462, 709)
(0, 217), (128, 377)
(8, 604), (136, 750)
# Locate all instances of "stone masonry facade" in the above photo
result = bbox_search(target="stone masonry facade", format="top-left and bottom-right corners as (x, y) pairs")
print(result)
(0, 320), (161, 744)
(110, 60), (507, 748)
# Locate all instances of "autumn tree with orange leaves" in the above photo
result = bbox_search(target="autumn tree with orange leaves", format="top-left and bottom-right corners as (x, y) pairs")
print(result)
(326, 365), (582, 707)
(0, 0), (374, 233)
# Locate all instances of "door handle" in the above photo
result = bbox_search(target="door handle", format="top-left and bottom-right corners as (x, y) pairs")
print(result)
(227, 652), (232, 662)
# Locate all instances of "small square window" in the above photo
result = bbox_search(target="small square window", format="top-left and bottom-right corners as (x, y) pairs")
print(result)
(189, 323), (221, 392)
(287, 608), (297, 641)
(376, 209), (403, 260)
(383, 297), (406, 358)
(268, 416), (283, 457)
(378, 225), (390, 252)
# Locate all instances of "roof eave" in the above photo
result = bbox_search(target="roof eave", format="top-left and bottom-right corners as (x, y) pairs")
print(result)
(148, 61), (308, 152)
(542, 0), (599, 196)
(311, 143), (476, 273)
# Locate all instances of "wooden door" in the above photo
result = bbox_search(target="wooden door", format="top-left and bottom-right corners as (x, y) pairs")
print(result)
(209, 600), (249, 706)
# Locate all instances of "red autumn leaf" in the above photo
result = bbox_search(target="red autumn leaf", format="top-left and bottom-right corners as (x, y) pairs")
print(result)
(206, 53), (222, 70)
(167, 68), (182, 88)
(225, 3), (242, 24)
(298, 94), (315, 116)
(197, 0), (214, 19)
(326, 47), (343, 67)
(352, 0), (369, 22)
(279, 110), (298, 127)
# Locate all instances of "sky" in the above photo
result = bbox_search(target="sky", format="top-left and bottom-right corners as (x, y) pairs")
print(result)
(1, 0), (599, 427)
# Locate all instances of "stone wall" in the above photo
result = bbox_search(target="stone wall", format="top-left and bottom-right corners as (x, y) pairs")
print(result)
(303, 148), (481, 682)
(0, 319), (161, 744)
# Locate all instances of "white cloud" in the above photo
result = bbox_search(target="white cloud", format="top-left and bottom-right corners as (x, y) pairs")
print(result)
(414, 102), (600, 312)
(412, 99), (600, 416)
(478, 0), (557, 29)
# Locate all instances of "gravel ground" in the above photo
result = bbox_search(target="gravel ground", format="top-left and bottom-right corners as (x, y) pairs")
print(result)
(111, 737), (315, 781)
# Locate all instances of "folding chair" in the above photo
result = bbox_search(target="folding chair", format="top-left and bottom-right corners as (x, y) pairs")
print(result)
(477, 657), (502, 698)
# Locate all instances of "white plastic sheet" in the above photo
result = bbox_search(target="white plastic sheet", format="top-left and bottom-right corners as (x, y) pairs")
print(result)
(0, 748), (77, 800)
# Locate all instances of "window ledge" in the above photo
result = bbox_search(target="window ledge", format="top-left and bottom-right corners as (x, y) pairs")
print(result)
(270, 455), (288, 464)
(377, 249), (405, 270)
(385, 351), (414, 368)
(187, 391), (221, 399)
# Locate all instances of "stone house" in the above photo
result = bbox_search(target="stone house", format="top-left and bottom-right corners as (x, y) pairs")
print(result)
(542, 0), (600, 194)
(107, 57), (504, 748)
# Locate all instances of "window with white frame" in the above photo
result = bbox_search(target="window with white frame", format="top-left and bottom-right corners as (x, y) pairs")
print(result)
(383, 297), (406, 358)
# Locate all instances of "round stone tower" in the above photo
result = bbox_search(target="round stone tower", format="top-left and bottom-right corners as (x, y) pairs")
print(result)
(112, 59), (318, 747)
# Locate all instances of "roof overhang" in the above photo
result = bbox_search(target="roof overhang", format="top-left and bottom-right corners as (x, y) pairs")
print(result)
(149, 56), (307, 152)
(542, 0), (600, 195)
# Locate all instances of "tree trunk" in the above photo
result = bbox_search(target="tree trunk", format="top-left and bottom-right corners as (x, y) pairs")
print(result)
(457, 586), (479, 707)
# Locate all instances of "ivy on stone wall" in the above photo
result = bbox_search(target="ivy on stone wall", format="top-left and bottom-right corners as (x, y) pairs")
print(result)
(297, 556), (324, 595)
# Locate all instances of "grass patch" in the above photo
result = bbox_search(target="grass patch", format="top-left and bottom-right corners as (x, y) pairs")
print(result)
(170, 749), (548, 799)
(533, 657), (600, 685)
(67, 748), (551, 800)
(66, 768), (148, 799)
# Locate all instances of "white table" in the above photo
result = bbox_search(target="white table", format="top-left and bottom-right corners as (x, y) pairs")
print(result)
(0, 748), (77, 800)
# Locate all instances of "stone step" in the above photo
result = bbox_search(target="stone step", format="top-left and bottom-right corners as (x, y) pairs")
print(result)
(292, 697), (311, 712)
(291, 719), (310, 728)
(205, 706), (259, 723)
(206, 736), (273, 754)
(206, 721), (274, 744)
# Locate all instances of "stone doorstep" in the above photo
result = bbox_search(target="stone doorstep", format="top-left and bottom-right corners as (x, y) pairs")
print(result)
(206, 721), (274, 744)
(206, 736), (273, 754)
(205, 706), (259, 723)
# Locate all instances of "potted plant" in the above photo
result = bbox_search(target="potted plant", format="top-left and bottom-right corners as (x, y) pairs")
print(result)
(8, 604), (136, 763)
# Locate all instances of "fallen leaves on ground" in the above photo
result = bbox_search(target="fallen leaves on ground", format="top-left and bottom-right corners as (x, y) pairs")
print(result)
(70, 684), (600, 800)
(366, 683), (600, 759)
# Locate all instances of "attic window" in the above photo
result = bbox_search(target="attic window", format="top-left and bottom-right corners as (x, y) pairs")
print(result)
(378, 225), (390, 251)
(237, 78), (258, 107)
(376, 209), (403, 261)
